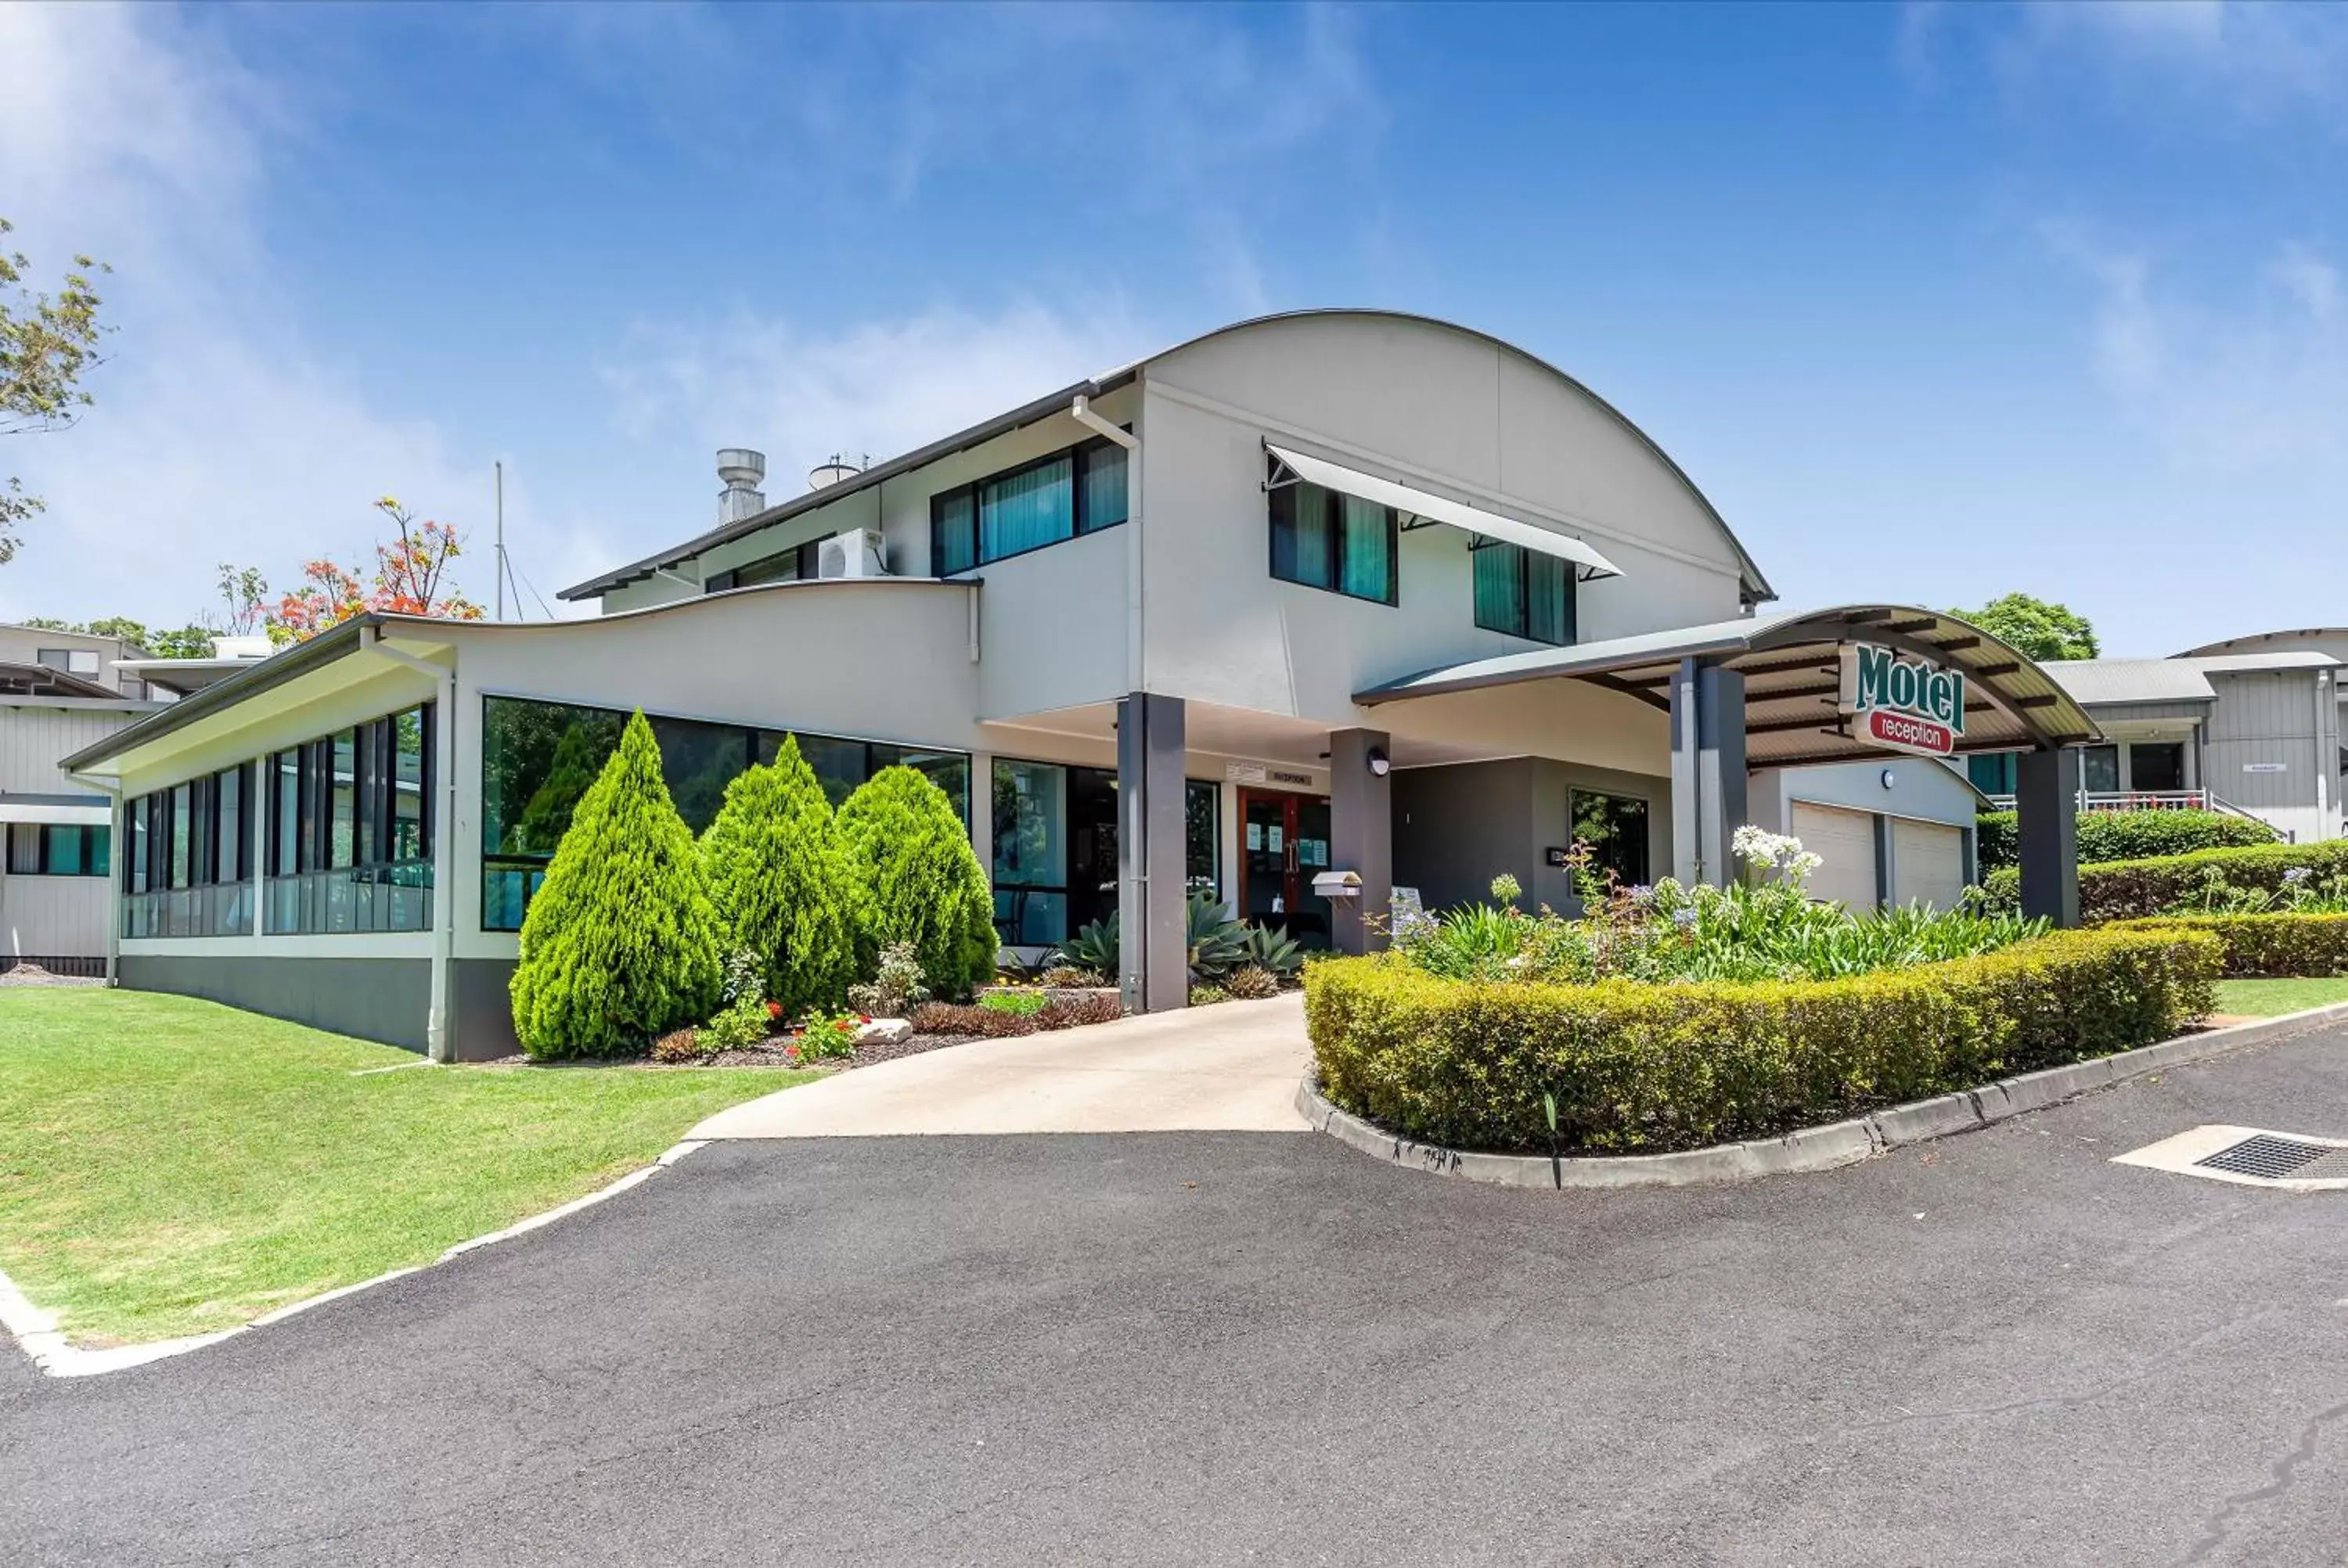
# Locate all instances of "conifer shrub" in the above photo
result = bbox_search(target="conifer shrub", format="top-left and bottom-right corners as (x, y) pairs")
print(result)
(701, 736), (860, 1020)
(835, 764), (997, 999)
(510, 711), (724, 1059)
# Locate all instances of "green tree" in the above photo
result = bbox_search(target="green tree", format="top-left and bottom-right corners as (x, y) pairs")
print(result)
(2, 218), (112, 564)
(1947, 593), (2100, 662)
(836, 764), (997, 998)
(509, 711), (723, 1058)
(701, 736), (859, 1020)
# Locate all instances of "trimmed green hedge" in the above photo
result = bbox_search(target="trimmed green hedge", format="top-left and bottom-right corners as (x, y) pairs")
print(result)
(1975, 809), (2276, 873)
(1305, 928), (2220, 1156)
(2107, 914), (2348, 979)
(1982, 838), (2348, 922)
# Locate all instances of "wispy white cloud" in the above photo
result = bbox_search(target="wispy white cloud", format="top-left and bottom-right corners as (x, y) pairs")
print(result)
(600, 298), (1154, 498)
(2047, 222), (2348, 474)
(1930, 1), (2348, 127)
(0, 4), (590, 626)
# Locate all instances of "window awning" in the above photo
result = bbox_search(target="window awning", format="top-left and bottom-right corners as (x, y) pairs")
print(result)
(1265, 443), (1622, 581)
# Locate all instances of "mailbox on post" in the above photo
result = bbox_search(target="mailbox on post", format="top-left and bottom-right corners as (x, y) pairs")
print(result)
(1311, 869), (1363, 900)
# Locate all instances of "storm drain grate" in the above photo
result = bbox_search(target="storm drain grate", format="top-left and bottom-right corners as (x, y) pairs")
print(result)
(2194, 1135), (2335, 1181)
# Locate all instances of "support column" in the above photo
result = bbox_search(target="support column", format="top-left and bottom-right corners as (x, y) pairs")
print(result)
(1669, 660), (1748, 887)
(2016, 745), (2080, 926)
(1116, 692), (1187, 1013)
(1327, 728), (1393, 955)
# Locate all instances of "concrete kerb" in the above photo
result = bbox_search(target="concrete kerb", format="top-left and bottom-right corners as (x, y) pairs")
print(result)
(1298, 1000), (2348, 1191)
(0, 1139), (713, 1380)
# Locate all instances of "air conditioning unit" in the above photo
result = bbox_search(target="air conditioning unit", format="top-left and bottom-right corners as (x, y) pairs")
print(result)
(817, 529), (888, 580)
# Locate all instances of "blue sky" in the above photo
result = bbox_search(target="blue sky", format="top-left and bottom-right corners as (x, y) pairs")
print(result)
(2, 2), (2341, 654)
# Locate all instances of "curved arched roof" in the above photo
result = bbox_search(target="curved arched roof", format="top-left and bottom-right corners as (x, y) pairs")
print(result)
(2175, 628), (2348, 659)
(1100, 308), (1773, 605)
(1357, 604), (2099, 768)
(564, 307), (1774, 604)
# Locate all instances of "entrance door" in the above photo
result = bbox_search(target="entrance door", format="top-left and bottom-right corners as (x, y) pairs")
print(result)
(1237, 789), (1334, 948)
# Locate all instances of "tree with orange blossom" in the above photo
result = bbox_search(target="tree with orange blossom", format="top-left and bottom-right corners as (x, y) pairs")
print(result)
(270, 496), (484, 644)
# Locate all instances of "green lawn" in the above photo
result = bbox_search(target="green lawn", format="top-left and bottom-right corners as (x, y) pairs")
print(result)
(2213, 977), (2348, 1017)
(0, 989), (814, 1346)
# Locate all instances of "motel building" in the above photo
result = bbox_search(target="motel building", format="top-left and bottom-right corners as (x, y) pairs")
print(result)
(60, 311), (2098, 1060)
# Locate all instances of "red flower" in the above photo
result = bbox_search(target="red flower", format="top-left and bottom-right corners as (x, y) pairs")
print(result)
(858, 1014), (872, 1024)
(765, 999), (783, 1018)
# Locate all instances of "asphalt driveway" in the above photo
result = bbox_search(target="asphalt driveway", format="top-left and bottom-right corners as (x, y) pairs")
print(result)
(5, 1024), (2348, 1566)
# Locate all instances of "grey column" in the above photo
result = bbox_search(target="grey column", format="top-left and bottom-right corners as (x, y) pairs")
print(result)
(2016, 745), (2080, 926)
(1669, 660), (1748, 887)
(1327, 728), (1393, 955)
(1116, 692), (1188, 1013)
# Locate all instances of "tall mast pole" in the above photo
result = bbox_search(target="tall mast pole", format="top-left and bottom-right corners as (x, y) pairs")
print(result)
(494, 460), (506, 621)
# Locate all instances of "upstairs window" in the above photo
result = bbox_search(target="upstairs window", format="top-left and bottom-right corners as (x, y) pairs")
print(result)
(1268, 479), (1397, 606)
(707, 537), (826, 592)
(1471, 541), (1574, 645)
(930, 435), (1128, 575)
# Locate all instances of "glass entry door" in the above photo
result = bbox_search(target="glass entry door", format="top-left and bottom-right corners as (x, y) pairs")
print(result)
(1237, 789), (1334, 948)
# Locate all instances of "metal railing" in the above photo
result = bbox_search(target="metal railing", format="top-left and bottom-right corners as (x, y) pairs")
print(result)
(1980, 789), (2267, 819)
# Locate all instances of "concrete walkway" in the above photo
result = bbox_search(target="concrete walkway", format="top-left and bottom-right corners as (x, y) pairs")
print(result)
(690, 992), (1313, 1138)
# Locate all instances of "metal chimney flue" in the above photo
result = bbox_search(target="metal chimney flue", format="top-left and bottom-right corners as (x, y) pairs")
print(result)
(716, 448), (767, 524)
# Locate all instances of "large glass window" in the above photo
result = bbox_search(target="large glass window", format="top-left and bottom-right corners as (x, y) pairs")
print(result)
(2081, 745), (2121, 794)
(1571, 789), (1651, 894)
(2130, 743), (2186, 793)
(1268, 476), (1399, 606)
(1472, 541), (1574, 645)
(121, 761), (257, 937)
(706, 538), (824, 593)
(235, 707), (435, 937)
(1966, 753), (2018, 796)
(1185, 779), (1220, 894)
(7, 823), (109, 877)
(481, 696), (973, 931)
(930, 435), (1129, 574)
(992, 759), (1071, 947)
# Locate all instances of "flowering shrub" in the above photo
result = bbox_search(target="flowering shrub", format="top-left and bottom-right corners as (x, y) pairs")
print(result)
(794, 1010), (863, 1061)
(1392, 832), (2043, 987)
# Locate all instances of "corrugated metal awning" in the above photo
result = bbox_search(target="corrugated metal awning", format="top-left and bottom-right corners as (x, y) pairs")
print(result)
(1266, 444), (1622, 581)
(1357, 605), (2101, 768)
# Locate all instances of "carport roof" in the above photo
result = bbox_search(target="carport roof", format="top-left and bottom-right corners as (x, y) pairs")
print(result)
(1355, 604), (2101, 768)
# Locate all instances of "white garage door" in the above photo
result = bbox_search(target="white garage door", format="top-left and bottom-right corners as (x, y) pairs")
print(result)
(1789, 802), (1878, 910)
(1890, 817), (1966, 910)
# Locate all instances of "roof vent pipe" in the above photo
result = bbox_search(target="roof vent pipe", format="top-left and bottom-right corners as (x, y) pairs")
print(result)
(716, 448), (767, 524)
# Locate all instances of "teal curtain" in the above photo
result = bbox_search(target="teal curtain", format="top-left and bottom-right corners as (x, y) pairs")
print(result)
(1338, 494), (1390, 602)
(1525, 552), (1572, 644)
(1472, 541), (1524, 634)
(980, 455), (1072, 560)
(1080, 442), (1127, 532)
(934, 490), (977, 574)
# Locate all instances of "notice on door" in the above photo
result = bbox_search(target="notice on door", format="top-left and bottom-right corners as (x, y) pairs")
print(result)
(1267, 826), (1284, 854)
(1246, 822), (1263, 850)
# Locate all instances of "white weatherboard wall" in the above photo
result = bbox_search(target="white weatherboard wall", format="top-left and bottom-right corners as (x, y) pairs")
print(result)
(2200, 669), (2342, 842)
(2, 700), (157, 962)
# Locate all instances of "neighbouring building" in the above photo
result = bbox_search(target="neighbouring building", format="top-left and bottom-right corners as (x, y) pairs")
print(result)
(58, 311), (2097, 1058)
(0, 624), (169, 973)
(1964, 636), (2344, 843)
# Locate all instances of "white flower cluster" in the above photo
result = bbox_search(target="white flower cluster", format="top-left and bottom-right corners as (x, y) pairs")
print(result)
(1730, 825), (1823, 884)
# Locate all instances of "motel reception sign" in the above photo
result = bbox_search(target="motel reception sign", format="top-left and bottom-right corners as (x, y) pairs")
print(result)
(1839, 643), (1965, 757)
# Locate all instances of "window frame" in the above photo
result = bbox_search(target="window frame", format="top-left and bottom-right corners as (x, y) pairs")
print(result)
(1266, 470), (1401, 608)
(929, 432), (1130, 577)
